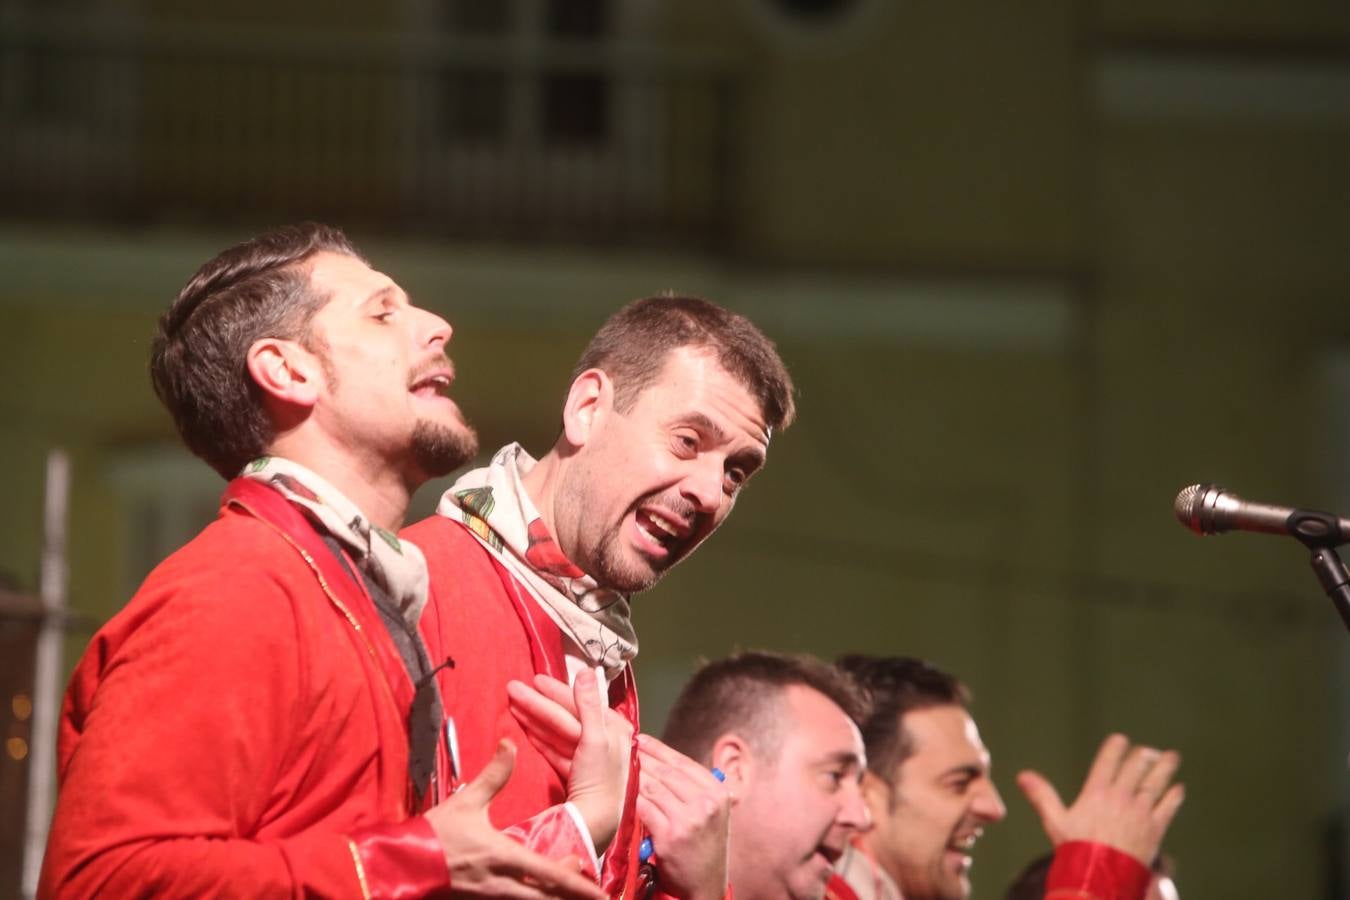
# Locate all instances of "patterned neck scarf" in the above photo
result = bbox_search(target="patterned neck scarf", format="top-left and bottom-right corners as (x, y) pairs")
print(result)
(242, 456), (430, 629)
(834, 839), (903, 900)
(437, 443), (638, 680)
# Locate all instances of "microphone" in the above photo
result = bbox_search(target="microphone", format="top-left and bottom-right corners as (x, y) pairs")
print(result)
(1173, 484), (1350, 547)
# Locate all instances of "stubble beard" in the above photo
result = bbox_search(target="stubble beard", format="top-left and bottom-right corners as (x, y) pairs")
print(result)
(309, 341), (478, 478)
(588, 491), (706, 594)
(558, 465), (660, 594)
(412, 418), (478, 478)
(591, 522), (661, 594)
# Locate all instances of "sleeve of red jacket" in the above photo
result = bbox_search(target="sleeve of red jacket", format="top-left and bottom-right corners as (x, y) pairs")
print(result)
(503, 802), (601, 881)
(1044, 840), (1152, 900)
(37, 566), (450, 900)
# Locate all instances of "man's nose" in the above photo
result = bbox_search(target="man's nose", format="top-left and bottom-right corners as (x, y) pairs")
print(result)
(838, 781), (872, 832)
(679, 454), (724, 514)
(416, 307), (453, 349)
(973, 781), (1006, 824)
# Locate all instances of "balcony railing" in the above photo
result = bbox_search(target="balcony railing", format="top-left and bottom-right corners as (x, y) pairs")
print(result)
(0, 13), (739, 245)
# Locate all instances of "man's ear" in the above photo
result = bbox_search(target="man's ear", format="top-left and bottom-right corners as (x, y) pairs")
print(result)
(246, 337), (321, 409)
(560, 368), (612, 448)
(709, 734), (753, 805)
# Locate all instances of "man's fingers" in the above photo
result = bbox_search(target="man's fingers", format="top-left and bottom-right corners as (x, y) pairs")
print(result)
(1115, 744), (1162, 794)
(506, 697), (579, 755)
(513, 721), (574, 781)
(1016, 769), (1067, 845)
(485, 862), (605, 900)
(638, 761), (689, 818)
(493, 843), (606, 900)
(477, 878), (590, 900)
(1082, 733), (1130, 795)
(526, 673), (632, 739)
(1136, 749), (1180, 803)
(460, 739), (517, 808)
(1152, 781), (1186, 831)
(507, 703), (580, 769)
(507, 680), (582, 745)
(639, 753), (723, 806)
(573, 666), (607, 738)
(636, 734), (717, 780)
(533, 672), (581, 714)
(636, 793), (673, 838)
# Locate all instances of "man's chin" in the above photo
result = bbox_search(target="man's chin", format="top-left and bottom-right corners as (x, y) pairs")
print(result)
(593, 551), (664, 594)
(785, 868), (832, 900)
(412, 420), (478, 477)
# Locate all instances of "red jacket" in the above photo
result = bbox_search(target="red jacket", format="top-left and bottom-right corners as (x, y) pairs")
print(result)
(834, 836), (1151, 900)
(41, 479), (449, 899)
(1044, 841), (1152, 900)
(407, 515), (647, 897)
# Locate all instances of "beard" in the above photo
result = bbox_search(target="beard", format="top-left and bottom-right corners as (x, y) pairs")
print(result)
(411, 417), (478, 477)
(555, 461), (660, 594)
(589, 523), (661, 594)
(571, 487), (703, 594)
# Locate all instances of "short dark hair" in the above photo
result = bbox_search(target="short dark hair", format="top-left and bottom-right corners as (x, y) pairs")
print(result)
(662, 651), (864, 766)
(835, 655), (971, 781)
(571, 295), (796, 433)
(150, 223), (363, 480)
(1004, 851), (1172, 900)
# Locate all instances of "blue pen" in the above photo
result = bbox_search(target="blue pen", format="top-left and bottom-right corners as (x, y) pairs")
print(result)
(639, 767), (725, 864)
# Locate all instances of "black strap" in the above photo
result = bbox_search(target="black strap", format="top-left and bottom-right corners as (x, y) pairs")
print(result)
(319, 535), (443, 807)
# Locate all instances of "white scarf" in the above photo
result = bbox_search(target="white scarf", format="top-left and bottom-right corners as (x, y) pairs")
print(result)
(436, 443), (638, 680)
(242, 456), (429, 628)
(834, 841), (904, 900)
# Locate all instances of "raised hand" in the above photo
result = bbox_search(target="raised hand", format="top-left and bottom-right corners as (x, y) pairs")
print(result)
(506, 669), (633, 853)
(636, 734), (730, 900)
(1016, 733), (1184, 866)
(423, 739), (607, 900)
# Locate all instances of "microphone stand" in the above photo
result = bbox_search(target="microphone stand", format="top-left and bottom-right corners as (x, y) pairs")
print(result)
(1307, 547), (1350, 632)
(1292, 510), (1350, 632)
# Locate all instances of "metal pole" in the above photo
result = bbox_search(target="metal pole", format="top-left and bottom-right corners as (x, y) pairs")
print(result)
(22, 449), (71, 899)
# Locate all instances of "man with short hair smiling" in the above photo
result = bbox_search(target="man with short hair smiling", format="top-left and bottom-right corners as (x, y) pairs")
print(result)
(41, 224), (608, 900)
(658, 652), (872, 900)
(406, 296), (796, 898)
(834, 656), (1184, 900)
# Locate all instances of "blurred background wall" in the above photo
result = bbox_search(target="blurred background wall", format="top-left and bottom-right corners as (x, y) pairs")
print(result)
(2, 0), (1349, 896)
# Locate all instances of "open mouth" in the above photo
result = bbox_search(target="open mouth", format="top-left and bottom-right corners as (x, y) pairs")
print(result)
(945, 833), (979, 871)
(409, 371), (453, 398)
(634, 506), (690, 555)
(815, 844), (844, 867)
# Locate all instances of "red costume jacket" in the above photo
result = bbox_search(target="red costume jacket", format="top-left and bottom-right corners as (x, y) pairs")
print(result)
(1044, 841), (1152, 900)
(834, 836), (1151, 900)
(406, 515), (648, 897)
(40, 479), (449, 899)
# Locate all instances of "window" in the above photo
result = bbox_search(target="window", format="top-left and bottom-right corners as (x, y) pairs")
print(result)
(400, 0), (667, 230)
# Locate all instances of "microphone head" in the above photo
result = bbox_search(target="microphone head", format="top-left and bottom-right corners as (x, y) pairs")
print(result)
(1174, 483), (1223, 535)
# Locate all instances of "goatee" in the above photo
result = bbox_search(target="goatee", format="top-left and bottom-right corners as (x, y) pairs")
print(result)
(412, 419), (478, 477)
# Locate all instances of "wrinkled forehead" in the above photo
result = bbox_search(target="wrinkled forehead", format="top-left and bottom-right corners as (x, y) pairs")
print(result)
(639, 346), (772, 445)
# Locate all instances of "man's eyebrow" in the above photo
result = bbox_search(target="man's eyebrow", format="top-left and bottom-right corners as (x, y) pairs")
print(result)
(667, 411), (768, 470)
(820, 750), (865, 769)
(938, 763), (985, 782)
(671, 411), (728, 443)
(364, 285), (402, 307)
